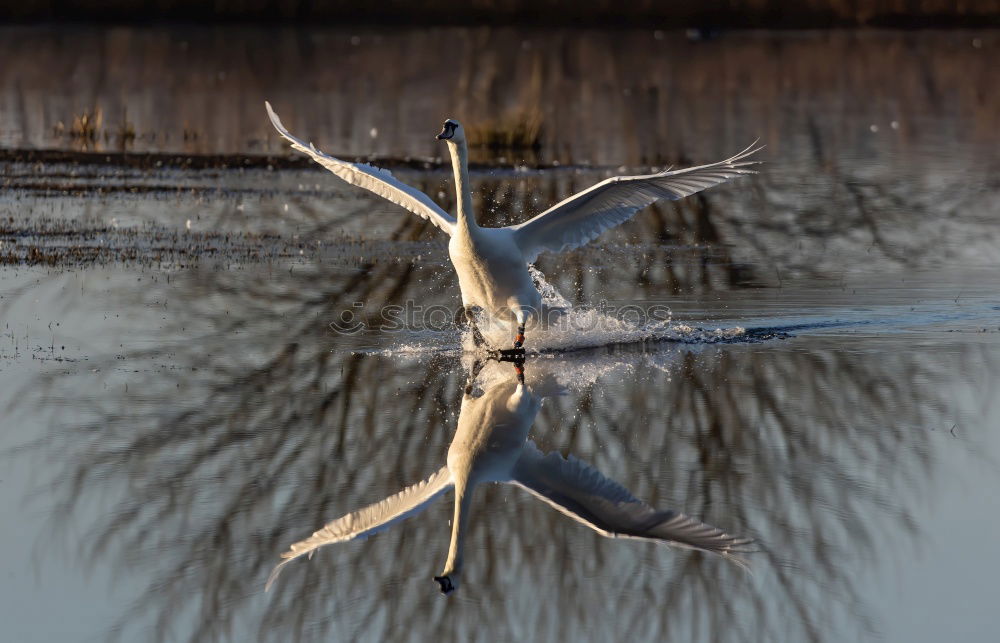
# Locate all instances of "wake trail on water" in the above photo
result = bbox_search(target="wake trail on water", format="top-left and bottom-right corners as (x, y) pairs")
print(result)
(360, 268), (1000, 358)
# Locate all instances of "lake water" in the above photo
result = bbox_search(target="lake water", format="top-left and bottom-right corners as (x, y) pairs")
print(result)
(1, 25), (998, 643)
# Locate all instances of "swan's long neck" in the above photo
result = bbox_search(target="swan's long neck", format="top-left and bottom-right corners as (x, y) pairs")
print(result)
(442, 471), (474, 575)
(448, 140), (477, 230)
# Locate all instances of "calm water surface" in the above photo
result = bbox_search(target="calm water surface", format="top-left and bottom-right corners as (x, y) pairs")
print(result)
(1, 26), (999, 643)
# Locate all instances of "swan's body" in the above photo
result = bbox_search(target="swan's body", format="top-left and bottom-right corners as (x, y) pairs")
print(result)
(265, 363), (751, 595)
(265, 102), (760, 348)
(449, 224), (541, 325)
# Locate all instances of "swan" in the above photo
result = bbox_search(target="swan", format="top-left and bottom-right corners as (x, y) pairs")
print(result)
(265, 102), (760, 352)
(265, 361), (752, 595)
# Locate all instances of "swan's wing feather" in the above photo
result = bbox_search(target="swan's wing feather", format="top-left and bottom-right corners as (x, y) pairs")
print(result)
(265, 101), (455, 235)
(265, 466), (453, 590)
(511, 442), (752, 563)
(509, 142), (762, 262)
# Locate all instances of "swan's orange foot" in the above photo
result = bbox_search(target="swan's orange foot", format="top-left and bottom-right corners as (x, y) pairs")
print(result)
(513, 323), (525, 349)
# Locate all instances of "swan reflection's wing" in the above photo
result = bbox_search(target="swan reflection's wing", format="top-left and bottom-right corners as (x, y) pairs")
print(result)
(511, 442), (752, 563)
(265, 102), (456, 235)
(266, 466), (453, 590)
(509, 143), (761, 262)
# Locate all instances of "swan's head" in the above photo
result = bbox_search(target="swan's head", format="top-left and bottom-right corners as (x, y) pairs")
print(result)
(436, 119), (465, 143)
(433, 572), (460, 595)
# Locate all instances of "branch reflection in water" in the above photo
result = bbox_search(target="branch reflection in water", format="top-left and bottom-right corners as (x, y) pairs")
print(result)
(17, 245), (986, 642)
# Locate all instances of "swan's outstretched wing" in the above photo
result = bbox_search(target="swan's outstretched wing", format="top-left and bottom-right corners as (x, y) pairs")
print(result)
(266, 466), (453, 590)
(265, 101), (456, 235)
(509, 143), (762, 262)
(511, 442), (752, 563)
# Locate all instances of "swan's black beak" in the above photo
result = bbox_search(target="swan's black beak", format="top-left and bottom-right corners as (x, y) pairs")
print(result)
(436, 121), (457, 140)
(434, 575), (456, 595)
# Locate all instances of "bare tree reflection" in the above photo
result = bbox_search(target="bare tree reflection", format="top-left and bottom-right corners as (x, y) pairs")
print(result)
(14, 234), (993, 642)
(2, 20), (996, 642)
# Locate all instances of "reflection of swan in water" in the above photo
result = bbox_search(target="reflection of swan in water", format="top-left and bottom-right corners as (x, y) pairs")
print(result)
(265, 102), (760, 352)
(266, 360), (752, 595)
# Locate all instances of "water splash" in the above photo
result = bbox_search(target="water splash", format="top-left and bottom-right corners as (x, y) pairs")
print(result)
(367, 268), (753, 357)
(491, 268), (749, 351)
(528, 264), (570, 308)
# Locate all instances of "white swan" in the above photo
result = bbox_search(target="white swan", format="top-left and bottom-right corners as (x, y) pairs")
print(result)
(265, 362), (751, 595)
(265, 102), (760, 351)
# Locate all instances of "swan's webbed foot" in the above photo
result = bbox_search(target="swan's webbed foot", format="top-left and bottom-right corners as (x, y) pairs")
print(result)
(491, 352), (525, 381)
(434, 575), (456, 595)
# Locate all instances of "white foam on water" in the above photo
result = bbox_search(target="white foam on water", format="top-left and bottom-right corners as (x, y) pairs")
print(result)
(474, 268), (747, 352)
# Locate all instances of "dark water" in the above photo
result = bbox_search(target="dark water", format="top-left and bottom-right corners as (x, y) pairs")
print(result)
(2, 27), (997, 166)
(2, 26), (1000, 643)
